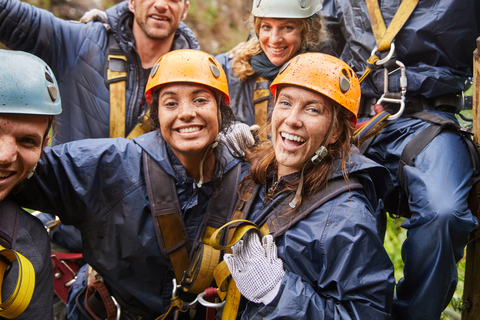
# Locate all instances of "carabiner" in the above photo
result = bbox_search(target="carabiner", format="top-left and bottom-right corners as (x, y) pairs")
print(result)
(371, 43), (396, 66)
(376, 60), (407, 121)
(197, 291), (226, 308)
(111, 296), (122, 320)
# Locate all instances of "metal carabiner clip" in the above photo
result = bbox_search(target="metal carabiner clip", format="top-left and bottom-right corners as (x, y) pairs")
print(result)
(197, 291), (226, 308)
(376, 60), (407, 121)
(371, 43), (396, 66)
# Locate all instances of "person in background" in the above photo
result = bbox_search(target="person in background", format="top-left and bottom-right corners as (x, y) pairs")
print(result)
(321, 0), (479, 318)
(0, 49), (62, 319)
(215, 0), (336, 137)
(223, 53), (395, 319)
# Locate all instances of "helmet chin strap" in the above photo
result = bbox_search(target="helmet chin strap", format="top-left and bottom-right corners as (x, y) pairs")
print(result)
(197, 133), (222, 188)
(289, 110), (336, 208)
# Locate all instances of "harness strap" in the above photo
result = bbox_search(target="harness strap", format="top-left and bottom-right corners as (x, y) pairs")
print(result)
(210, 177), (363, 319)
(253, 76), (271, 140)
(0, 200), (35, 319)
(359, 0), (419, 83)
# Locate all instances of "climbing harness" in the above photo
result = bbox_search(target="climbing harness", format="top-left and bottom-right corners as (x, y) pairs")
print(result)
(0, 200), (36, 319)
(253, 76), (271, 140)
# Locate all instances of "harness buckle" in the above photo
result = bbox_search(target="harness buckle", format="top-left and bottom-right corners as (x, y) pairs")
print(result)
(376, 60), (407, 120)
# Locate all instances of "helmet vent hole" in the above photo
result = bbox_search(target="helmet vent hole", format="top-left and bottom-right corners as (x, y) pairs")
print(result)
(255, 0), (261, 7)
(299, 0), (306, 8)
(341, 68), (350, 80)
(150, 64), (159, 78)
(339, 76), (350, 93)
(45, 70), (54, 84)
(279, 61), (290, 74)
(47, 85), (58, 102)
(210, 65), (220, 78)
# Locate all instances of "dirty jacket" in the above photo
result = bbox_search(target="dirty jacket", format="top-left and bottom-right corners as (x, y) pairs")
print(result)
(241, 148), (395, 319)
(0, 0), (199, 144)
(10, 131), (247, 317)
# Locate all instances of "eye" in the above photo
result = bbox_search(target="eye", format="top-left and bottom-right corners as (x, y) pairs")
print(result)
(162, 100), (178, 108)
(261, 24), (271, 31)
(19, 137), (40, 147)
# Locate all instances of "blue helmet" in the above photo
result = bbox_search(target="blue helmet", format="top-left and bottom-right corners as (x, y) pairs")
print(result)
(0, 50), (62, 115)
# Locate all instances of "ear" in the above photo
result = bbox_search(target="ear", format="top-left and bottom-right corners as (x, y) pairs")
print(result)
(181, 0), (189, 20)
(128, 0), (135, 14)
(327, 123), (341, 146)
(42, 135), (50, 151)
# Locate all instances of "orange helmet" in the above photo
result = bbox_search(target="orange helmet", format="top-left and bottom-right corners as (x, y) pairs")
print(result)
(145, 49), (230, 106)
(270, 53), (360, 125)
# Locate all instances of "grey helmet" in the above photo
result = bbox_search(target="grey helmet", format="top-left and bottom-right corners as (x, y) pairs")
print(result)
(0, 50), (62, 115)
(251, 0), (322, 18)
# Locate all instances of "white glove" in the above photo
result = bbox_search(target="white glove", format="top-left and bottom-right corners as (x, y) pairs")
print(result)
(224, 230), (285, 305)
(222, 123), (260, 158)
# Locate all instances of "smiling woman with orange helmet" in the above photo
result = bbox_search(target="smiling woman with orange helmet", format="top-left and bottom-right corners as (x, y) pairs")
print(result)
(215, 0), (336, 138)
(222, 53), (395, 319)
(10, 49), (250, 320)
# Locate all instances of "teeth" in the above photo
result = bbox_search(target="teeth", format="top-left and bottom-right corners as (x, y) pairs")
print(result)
(152, 15), (167, 20)
(0, 172), (11, 178)
(281, 132), (305, 142)
(179, 127), (201, 134)
(271, 48), (284, 52)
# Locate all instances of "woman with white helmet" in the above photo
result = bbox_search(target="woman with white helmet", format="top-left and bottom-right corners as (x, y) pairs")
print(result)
(11, 49), (249, 320)
(220, 53), (395, 319)
(0, 49), (61, 319)
(215, 0), (336, 138)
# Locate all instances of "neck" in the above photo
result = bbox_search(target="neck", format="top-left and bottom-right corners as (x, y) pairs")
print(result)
(175, 148), (216, 183)
(132, 23), (175, 69)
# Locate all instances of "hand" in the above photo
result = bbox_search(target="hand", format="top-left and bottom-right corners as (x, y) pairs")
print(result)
(79, 9), (108, 24)
(224, 230), (285, 305)
(222, 123), (260, 158)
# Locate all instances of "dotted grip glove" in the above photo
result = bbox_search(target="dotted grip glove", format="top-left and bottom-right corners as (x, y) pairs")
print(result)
(224, 230), (285, 305)
(222, 123), (260, 158)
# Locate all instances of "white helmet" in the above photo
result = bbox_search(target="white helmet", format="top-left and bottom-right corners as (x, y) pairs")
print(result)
(252, 0), (322, 18)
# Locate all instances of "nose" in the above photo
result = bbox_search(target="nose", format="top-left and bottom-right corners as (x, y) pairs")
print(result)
(153, 0), (168, 11)
(284, 107), (302, 128)
(178, 102), (196, 121)
(0, 137), (18, 165)
(271, 27), (283, 43)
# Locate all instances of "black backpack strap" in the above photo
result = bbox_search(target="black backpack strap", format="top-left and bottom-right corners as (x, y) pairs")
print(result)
(0, 199), (20, 251)
(398, 111), (480, 191)
(264, 177), (364, 238)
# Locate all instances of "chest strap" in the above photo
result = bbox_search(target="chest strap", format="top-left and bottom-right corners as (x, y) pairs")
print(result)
(0, 200), (35, 318)
(143, 151), (242, 294)
(253, 76), (271, 140)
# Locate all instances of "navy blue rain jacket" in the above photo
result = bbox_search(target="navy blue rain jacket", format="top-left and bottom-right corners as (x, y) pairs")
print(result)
(242, 148), (395, 319)
(321, 0), (478, 99)
(0, 0), (199, 144)
(10, 131), (248, 316)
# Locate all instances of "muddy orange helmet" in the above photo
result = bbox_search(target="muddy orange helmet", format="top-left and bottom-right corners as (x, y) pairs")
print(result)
(145, 49), (230, 106)
(270, 53), (361, 125)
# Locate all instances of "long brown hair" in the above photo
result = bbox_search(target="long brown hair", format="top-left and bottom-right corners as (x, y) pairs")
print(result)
(244, 99), (354, 211)
(231, 13), (331, 81)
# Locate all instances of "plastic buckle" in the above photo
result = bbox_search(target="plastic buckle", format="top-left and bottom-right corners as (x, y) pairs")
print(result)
(376, 60), (407, 121)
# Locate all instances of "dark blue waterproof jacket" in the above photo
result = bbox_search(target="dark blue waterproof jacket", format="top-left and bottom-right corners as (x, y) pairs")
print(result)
(242, 148), (396, 319)
(321, 0), (478, 99)
(0, 0), (199, 144)
(11, 131), (248, 317)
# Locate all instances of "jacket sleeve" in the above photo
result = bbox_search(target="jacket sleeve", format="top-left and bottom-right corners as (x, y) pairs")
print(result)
(242, 191), (395, 319)
(11, 138), (144, 228)
(0, 0), (106, 81)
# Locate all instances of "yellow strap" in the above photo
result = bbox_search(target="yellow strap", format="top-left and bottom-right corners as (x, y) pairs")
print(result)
(254, 76), (270, 140)
(353, 111), (391, 145)
(209, 220), (263, 251)
(126, 109), (153, 139)
(108, 54), (127, 138)
(0, 245), (35, 318)
(360, 0), (419, 83)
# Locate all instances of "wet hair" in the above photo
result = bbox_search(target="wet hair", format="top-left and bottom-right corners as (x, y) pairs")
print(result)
(244, 96), (354, 211)
(231, 13), (332, 81)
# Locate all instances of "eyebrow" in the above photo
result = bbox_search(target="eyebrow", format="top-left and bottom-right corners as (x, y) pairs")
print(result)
(160, 88), (211, 98)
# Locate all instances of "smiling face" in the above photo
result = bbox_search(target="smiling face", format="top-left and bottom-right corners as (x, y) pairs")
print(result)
(272, 86), (339, 177)
(158, 83), (219, 165)
(129, 0), (188, 41)
(258, 17), (303, 66)
(0, 113), (49, 201)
